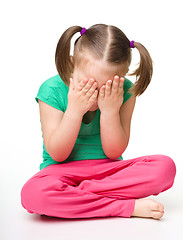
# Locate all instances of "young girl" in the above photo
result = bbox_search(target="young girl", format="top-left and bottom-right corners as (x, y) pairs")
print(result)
(21, 24), (176, 220)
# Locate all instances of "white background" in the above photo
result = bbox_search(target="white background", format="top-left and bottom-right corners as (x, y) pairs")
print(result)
(1, 0), (183, 239)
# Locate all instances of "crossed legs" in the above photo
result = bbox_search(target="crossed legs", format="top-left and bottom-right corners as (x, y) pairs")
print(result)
(21, 154), (176, 219)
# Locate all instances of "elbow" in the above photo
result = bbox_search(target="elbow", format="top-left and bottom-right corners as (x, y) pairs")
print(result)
(49, 149), (68, 162)
(53, 157), (67, 163)
(105, 149), (123, 159)
(106, 153), (122, 160)
(104, 145), (128, 160)
(46, 137), (69, 162)
(49, 152), (68, 163)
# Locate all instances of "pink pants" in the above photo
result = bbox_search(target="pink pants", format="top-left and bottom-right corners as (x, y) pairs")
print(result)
(21, 154), (176, 219)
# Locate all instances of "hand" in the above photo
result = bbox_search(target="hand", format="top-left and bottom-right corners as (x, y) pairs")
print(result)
(98, 75), (124, 114)
(67, 77), (98, 117)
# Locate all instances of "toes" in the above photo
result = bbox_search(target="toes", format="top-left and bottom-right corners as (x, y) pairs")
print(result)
(149, 199), (164, 219)
(150, 199), (164, 212)
(154, 203), (164, 213)
(158, 203), (164, 213)
(152, 210), (164, 220)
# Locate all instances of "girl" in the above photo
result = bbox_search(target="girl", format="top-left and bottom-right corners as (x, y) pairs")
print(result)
(21, 24), (176, 220)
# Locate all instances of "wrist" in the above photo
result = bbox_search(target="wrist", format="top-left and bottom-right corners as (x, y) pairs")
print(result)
(100, 109), (120, 118)
(65, 106), (83, 121)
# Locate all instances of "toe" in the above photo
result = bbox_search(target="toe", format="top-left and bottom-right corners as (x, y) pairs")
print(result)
(158, 203), (164, 213)
(152, 210), (164, 220)
(150, 199), (164, 212)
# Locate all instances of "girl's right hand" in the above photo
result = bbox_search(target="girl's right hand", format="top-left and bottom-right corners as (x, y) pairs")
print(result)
(67, 77), (98, 117)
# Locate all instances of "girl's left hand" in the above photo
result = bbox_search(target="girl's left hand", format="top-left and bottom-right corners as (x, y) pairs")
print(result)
(98, 75), (124, 114)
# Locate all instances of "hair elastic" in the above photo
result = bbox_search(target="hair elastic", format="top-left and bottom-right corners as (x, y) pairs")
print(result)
(130, 41), (135, 48)
(80, 27), (87, 36)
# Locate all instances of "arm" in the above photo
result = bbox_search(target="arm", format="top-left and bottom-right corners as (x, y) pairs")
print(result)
(39, 100), (83, 162)
(39, 77), (98, 162)
(100, 95), (136, 159)
(48, 106), (83, 162)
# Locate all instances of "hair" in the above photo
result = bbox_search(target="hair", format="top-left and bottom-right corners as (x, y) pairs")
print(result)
(55, 24), (153, 97)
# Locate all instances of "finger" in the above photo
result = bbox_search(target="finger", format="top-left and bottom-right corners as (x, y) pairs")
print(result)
(105, 80), (112, 96)
(89, 90), (98, 102)
(77, 78), (88, 91)
(119, 77), (125, 90)
(82, 78), (96, 95)
(69, 78), (74, 89)
(99, 85), (105, 98)
(112, 75), (120, 93)
(86, 81), (98, 97)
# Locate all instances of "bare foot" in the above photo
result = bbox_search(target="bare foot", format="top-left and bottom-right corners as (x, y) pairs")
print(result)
(131, 198), (164, 220)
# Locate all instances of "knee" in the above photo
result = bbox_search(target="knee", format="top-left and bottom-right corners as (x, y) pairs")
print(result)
(157, 154), (176, 178)
(21, 178), (46, 213)
(152, 154), (176, 190)
(21, 179), (36, 212)
(21, 175), (66, 214)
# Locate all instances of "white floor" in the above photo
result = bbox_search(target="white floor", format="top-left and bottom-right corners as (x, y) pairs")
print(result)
(1, 1), (183, 239)
(1, 154), (183, 240)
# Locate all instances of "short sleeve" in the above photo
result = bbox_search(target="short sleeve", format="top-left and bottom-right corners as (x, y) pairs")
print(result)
(122, 78), (134, 104)
(35, 80), (64, 111)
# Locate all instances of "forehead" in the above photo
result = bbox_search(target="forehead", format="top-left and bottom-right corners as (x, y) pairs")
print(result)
(75, 52), (129, 80)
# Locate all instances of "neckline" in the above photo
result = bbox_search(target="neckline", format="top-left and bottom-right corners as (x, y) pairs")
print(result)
(81, 108), (99, 127)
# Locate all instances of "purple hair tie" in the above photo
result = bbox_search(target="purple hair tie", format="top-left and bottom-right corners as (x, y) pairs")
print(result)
(80, 27), (87, 36)
(130, 41), (135, 48)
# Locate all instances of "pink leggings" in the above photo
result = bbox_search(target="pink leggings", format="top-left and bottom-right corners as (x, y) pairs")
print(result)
(21, 154), (176, 218)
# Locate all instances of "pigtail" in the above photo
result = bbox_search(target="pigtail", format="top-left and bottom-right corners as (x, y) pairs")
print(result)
(128, 42), (153, 97)
(55, 26), (82, 86)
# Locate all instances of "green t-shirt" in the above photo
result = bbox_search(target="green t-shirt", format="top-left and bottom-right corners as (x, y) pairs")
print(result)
(35, 74), (133, 170)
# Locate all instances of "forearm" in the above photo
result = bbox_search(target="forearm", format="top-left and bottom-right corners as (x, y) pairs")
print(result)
(48, 107), (83, 162)
(100, 111), (128, 159)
